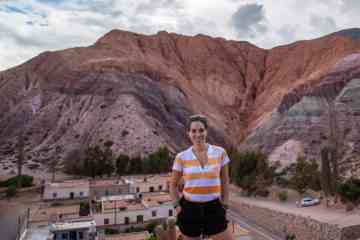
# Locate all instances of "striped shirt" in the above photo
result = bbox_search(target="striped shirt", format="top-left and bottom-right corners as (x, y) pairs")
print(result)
(172, 144), (230, 202)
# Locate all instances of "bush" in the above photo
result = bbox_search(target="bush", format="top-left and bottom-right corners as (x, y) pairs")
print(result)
(105, 228), (119, 235)
(79, 202), (90, 216)
(337, 178), (360, 206)
(6, 185), (17, 198)
(0, 175), (34, 188)
(255, 188), (270, 197)
(278, 191), (288, 202)
(230, 150), (278, 196)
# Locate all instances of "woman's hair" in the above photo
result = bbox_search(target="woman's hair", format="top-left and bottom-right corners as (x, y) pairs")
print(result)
(187, 114), (208, 130)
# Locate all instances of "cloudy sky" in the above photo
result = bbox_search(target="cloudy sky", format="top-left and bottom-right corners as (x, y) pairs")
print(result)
(0, 0), (359, 71)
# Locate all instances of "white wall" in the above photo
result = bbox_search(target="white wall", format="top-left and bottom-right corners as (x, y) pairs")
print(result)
(94, 204), (174, 227)
(44, 186), (89, 200)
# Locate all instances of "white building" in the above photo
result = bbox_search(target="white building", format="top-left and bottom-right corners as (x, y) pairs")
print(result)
(93, 193), (174, 227)
(49, 219), (97, 240)
(43, 180), (89, 201)
(125, 175), (171, 197)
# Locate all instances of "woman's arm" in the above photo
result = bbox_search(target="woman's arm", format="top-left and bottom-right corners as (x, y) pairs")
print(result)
(220, 164), (230, 205)
(170, 170), (183, 207)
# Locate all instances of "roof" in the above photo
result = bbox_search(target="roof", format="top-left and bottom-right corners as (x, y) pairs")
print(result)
(100, 194), (135, 202)
(30, 205), (80, 223)
(90, 179), (126, 187)
(124, 174), (171, 184)
(50, 220), (96, 232)
(46, 180), (89, 189)
(104, 231), (150, 240)
(142, 193), (172, 207)
(103, 200), (145, 211)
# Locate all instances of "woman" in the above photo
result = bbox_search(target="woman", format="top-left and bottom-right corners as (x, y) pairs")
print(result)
(170, 114), (233, 240)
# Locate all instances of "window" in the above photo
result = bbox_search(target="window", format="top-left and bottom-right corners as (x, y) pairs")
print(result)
(152, 210), (157, 217)
(149, 186), (154, 192)
(62, 233), (68, 240)
(158, 185), (162, 191)
(52, 192), (57, 198)
(79, 232), (83, 239)
(136, 215), (143, 223)
(169, 209), (173, 216)
(136, 187), (140, 193)
(105, 190), (109, 196)
(79, 192), (83, 197)
(104, 218), (109, 225)
(124, 217), (130, 225)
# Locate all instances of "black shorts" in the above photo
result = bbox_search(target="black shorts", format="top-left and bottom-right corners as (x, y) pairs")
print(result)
(176, 197), (228, 237)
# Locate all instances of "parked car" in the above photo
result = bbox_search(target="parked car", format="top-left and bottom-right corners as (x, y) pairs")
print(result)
(297, 197), (320, 207)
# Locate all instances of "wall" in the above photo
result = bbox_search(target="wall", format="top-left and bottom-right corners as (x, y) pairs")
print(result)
(43, 186), (89, 200)
(230, 201), (360, 240)
(94, 204), (174, 227)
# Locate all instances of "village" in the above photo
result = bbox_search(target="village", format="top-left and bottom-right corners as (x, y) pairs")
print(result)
(15, 174), (250, 240)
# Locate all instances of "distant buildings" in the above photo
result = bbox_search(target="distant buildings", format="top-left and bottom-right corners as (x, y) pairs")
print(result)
(43, 180), (89, 201)
(49, 219), (97, 240)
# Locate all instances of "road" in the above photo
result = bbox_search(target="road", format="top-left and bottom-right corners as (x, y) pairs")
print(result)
(227, 208), (283, 240)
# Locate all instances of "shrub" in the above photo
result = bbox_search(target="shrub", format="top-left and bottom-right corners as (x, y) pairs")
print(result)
(6, 185), (17, 198)
(278, 191), (288, 202)
(105, 228), (119, 235)
(0, 175), (34, 188)
(230, 150), (278, 196)
(337, 178), (360, 206)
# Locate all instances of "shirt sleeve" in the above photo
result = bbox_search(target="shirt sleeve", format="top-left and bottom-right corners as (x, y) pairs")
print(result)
(172, 154), (183, 172)
(221, 149), (230, 167)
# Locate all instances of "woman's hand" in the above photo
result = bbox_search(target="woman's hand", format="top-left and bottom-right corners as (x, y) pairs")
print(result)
(175, 206), (182, 215)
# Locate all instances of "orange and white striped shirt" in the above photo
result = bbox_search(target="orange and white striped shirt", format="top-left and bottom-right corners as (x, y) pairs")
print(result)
(172, 144), (230, 202)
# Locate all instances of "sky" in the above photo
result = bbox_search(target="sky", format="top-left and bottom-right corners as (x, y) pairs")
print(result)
(0, 0), (359, 71)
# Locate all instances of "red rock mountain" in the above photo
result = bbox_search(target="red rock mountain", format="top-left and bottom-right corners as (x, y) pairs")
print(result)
(1, 29), (360, 176)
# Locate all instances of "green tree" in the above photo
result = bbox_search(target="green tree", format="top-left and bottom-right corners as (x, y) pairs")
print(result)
(116, 154), (130, 176)
(231, 151), (277, 196)
(337, 178), (360, 206)
(289, 158), (321, 197)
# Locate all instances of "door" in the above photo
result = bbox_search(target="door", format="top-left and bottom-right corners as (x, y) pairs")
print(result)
(70, 192), (74, 199)
(69, 231), (77, 240)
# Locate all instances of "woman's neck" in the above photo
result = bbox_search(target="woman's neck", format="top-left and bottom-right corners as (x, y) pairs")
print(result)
(193, 143), (208, 152)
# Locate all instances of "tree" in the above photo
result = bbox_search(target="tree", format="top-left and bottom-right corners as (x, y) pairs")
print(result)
(116, 154), (130, 176)
(16, 132), (25, 188)
(289, 158), (321, 197)
(231, 151), (277, 196)
(337, 178), (360, 206)
(50, 146), (62, 182)
(320, 147), (334, 198)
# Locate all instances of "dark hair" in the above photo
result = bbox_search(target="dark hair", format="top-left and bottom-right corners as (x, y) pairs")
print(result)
(188, 114), (208, 130)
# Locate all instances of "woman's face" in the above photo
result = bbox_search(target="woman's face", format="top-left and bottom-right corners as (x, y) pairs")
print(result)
(188, 121), (207, 146)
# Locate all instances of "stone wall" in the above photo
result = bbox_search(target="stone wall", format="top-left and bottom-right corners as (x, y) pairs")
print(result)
(230, 201), (360, 240)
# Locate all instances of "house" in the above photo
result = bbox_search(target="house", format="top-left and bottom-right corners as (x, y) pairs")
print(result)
(125, 175), (171, 197)
(49, 219), (97, 240)
(93, 192), (174, 229)
(30, 205), (81, 226)
(101, 231), (150, 240)
(43, 180), (89, 201)
(89, 179), (130, 200)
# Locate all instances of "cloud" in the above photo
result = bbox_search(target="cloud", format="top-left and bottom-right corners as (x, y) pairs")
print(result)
(230, 3), (268, 38)
(1, 0), (360, 71)
(310, 15), (337, 34)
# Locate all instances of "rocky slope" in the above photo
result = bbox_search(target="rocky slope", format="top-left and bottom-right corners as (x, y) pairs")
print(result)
(1, 28), (360, 176)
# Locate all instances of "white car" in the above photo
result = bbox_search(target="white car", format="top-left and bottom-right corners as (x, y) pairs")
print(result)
(299, 197), (320, 207)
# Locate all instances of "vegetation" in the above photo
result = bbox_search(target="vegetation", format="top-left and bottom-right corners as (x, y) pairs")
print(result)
(337, 178), (360, 206)
(79, 202), (90, 216)
(65, 143), (173, 177)
(6, 185), (17, 198)
(230, 150), (278, 196)
(288, 158), (321, 196)
(104, 228), (119, 235)
(0, 175), (34, 188)
(278, 190), (288, 202)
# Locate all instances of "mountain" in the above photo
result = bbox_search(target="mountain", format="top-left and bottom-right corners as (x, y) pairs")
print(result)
(1, 29), (360, 177)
